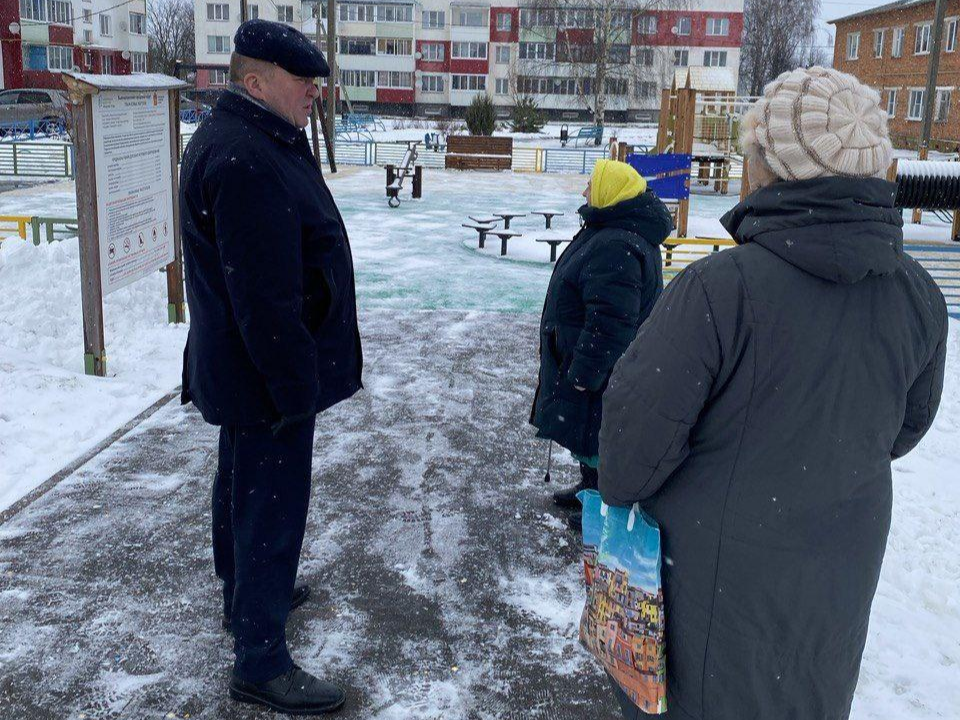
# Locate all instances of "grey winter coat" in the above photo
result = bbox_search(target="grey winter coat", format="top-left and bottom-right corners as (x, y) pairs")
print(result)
(598, 177), (948, 720)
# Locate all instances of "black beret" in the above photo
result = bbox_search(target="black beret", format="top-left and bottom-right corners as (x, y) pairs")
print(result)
(234, 19), (330, 78)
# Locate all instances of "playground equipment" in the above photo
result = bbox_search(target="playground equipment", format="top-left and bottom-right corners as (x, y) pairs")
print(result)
(626, 153), (693, 237)
(385, 141), (423, 208)
(891, 158), (960, 242)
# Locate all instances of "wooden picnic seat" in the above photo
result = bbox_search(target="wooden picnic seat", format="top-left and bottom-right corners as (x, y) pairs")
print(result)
(487, 228), (522, 256)
(536, 235), (573, 262)
(463, 221), (496, 248)
(445, 136), (513, 171)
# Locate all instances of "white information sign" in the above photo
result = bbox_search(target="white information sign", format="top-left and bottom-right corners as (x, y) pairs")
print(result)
(91, 90), (174, 296)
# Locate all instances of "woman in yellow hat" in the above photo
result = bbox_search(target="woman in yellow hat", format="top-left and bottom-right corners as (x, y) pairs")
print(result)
(530, 159), (673, 532)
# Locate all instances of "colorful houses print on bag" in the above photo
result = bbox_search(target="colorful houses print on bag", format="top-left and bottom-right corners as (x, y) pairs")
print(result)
(577, 489), (667, 714)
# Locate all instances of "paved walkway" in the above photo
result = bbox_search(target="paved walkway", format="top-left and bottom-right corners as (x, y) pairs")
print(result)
(0, 310), (617, 720)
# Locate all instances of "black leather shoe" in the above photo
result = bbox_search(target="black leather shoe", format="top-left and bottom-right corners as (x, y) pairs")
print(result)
(552, 482), (586, 509)
(567, 512), (582, 533)
(223, 584), (312, 630)
(229, 665), (346, 715)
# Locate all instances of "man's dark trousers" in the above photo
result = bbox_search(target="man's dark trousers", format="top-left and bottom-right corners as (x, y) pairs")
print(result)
(212, 416), (317, 684)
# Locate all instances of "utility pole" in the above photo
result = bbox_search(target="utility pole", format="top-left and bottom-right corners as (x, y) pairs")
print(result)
(311, 3), (337, 171)
(919, 0), (948, 155)
(325, 0), (337, 152)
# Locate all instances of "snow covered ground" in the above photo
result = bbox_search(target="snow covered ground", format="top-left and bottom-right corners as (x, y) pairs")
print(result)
(0, 166), (958, 718)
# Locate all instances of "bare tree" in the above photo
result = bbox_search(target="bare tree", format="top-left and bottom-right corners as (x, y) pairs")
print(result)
(148, 0), (195, 76)
(740, 0), (821, 96)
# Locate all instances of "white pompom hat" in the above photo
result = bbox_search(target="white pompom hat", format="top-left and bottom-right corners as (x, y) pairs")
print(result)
(740, 66), (894, 182)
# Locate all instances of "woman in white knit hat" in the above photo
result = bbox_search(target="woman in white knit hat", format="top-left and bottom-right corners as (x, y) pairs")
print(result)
(596, 66), (948, 720)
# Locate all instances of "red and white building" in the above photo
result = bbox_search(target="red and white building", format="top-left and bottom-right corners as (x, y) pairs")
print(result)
(0, 0), (148, 90)
(194, 0), (743, 120)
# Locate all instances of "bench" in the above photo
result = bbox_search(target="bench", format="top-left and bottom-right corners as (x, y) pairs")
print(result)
(493, 211), (526, 229)
(346, 112), (385, 131)
(572, 126), (603, 148)
(532, 210), (564, 229)
(424, 132), (446, 152)
(487, 229), (522, 256)
(536, 235), (573, 262)
(463, 221), (497, 248)
(445, 136), (513, 171)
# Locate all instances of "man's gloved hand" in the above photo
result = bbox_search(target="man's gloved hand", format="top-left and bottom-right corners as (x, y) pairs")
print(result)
(271, 412), (315, 437)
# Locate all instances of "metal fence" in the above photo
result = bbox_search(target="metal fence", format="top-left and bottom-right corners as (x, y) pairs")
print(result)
(0, 142), (73, 178)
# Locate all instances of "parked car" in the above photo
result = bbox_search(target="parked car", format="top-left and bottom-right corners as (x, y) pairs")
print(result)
(0, 89), (69, 136)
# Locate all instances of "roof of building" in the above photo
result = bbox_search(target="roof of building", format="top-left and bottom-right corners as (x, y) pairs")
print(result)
(828, 0), (934, 24)
(673, 67), (737, 93)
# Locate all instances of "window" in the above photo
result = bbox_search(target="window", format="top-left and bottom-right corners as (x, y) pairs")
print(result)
(421, 43), (445, 62)
(947, 19), (958, 52)
(421, 74), (444, 93)
(704, 51), (728, 67)
(936, 89), (952, 122)
(339, 3), (374, 22)
(873, 29), (885, 58)
(496, 45), (510, 64)
(338, 37), (375, 55)
(454, 7), (486, 27)
(520, 8), (554, 28)
(637, 15), (657, 35)
(249, 5), (259, 19)
(207, 3), (229, 21)
(892, 27), (905, 57)
(100, 14), (112, 36)
(451, 74), (486, 91)
(376, 71), (412, 88)
(83, 9), (91, 23)
(518, 42), (554, 60)
(377, 38), (412, 55)
(674, 49), (689, 67)
(907, 89), (925, 120)
(605, 78), (628, 96)
(18, 0), (46, 22)
(129, 11), (145, 34)
(47, 45), (72, 71)
(636, 81), (658, 99)
(49, 0), (70, 25)
(706, 18), (728, 36)
(609, 44), (630, 64)
(83, 29), (92, 43)
(131, 51), (148, 73)
(496, 12), (512, 31)
(208, 35), (230, 54)
(846, 32), (859, 60)
(495, 77), (509, 95)
(886, 89), (897, 117)
(277, 5), (293, 22)
(675, 17), (691, 36)
(210, 68), (229, 85)
(376, 5), (412, 22)
(635, 48), (655, 66)
(422, 10), (444, 28)
(341, 69), (375, 86)
(102, 54), (114, 73)
(451, 41), (487, 59)
(915, 23), (931, 54)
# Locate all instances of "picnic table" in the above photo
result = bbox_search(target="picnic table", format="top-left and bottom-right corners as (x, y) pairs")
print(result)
(468, 214), (501, 226)
(532, 210), (564, 229)
(536, 234), (573, 262)
(494, 211), (526, 229)
(463, 221), (497, 249)
(487, 229), (522, 256)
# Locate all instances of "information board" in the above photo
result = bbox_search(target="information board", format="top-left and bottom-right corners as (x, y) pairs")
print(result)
(91, 90), (175, 296)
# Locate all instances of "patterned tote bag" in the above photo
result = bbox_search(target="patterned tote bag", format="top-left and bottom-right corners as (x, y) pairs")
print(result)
(577, 489), (667, 714)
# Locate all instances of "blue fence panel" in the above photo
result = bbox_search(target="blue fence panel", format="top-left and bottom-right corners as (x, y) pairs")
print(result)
(543, 148), (605, 174)
(904, 242), (960, 318)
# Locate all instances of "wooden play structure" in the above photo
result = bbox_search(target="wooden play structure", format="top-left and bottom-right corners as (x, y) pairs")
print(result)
(889, 157), (960, 242)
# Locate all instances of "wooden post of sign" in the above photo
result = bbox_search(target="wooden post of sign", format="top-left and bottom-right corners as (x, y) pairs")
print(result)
(674, 87), (696, 238)
(655, 88), (671, 153)
(912, 147), (927, 224)
(71, 89), (107, 377)
(166, 90), (186, 323)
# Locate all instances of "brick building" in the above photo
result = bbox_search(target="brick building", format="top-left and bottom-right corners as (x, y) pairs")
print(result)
(831, 0), (960, 149)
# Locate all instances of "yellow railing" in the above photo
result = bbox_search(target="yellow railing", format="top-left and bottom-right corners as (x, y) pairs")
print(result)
(0, 214), (31, 240)
(662, 237), (736, 278)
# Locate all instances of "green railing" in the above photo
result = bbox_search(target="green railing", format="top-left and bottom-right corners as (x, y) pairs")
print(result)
(0, 142), (73, 178)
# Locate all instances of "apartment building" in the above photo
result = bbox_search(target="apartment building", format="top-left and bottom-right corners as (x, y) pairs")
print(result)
(0, 0), (149, 89)
(831, 0), (960, 147)
(194, 0), (743, 120)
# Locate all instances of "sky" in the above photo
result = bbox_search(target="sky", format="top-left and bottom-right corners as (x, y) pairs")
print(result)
(817, 0), (897, 61)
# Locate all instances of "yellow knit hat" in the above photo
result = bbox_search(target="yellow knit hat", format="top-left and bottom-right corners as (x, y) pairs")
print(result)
(589, 159), (647, 209)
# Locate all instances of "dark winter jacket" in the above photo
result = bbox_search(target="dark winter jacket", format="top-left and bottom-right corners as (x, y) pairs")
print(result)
(179, 91), (362, 426)
(530, 191), (673, 457)
(599, 177), (948, 720)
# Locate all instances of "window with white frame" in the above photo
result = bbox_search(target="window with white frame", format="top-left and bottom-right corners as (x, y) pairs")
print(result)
(339, 37), (375, 54)
(915, 23), (931, 54)
(377, 38), (412, 55)
(277, 5), (294, 22)
(102, 54), (114, 73)
(376, 4), (412, 22)
(674, 49), (689, 67)
(49, 0), (70, 25)
(886, 88), (897, 117)
(907, 89), (925, 120)
(83, 8), (91, 23)
(635, 48), (655, 66)
(947, 19), (958, 52)
(636, 81), (658, 99)
(421, 74), (444, 93)
(377, 71), (412, 88)
(421, 42), (444, 61)
(422, 10), (445, 28)
(609, 44), (630, 64)
(341, 69), (375, 86)
(892, 27), (905, 57)
(936, 89), (952, 122)
(208, 35), (230, 54)
(451, 74), (485, 91)
(249, 4), (259, 19)
(496, 45), (510, 64)
(706, 18), (728, 36)
(207, 3), (229, 21)
(495, 77), (509, 95)
(83, 29), (92, 42)
(637, 14), (657, 35)
(340, 4), (374, 22)
(675, 17), (691, 36)
(100, 14), (112, 36)
(129, 11), (145, 34)
(131, 51), (148, 73)
(704, 50), (728, 67)
(518, 42), (553, 60)
(496, 11), (512, 31)
(846, 32), (859, 60)
(873, 29), (885, 58)
(210, 68), (229, 85)
(18, 0), (46, 22)
(454, 7), (486, 27)
(452, 41), (487, 59)
(47, 45), (72, 71)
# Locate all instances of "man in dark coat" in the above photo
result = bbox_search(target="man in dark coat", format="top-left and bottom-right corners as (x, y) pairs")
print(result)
(598, 67), (948, 720)
(179, 19), (360, 715)
(530, 160), (673, 530)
